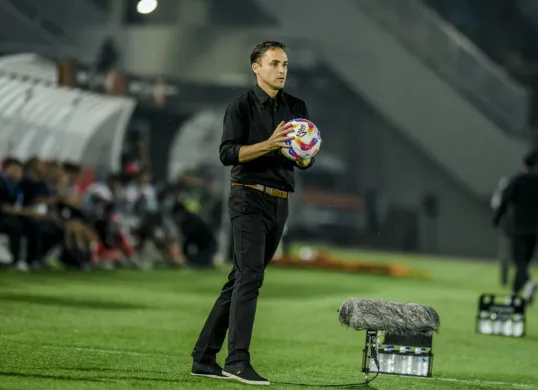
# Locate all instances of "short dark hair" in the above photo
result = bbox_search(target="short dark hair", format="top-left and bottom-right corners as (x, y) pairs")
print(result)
(250, 41), (286, 64)
(3, 157), (22, 168)
(24, 156), (40, 170)
(62, 162), (81, 173)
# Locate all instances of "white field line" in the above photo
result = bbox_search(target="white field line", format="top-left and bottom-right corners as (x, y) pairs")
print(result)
(38, 345), (533, 388)
(41, 344), (179, 358)
(417, 376), (533, 388)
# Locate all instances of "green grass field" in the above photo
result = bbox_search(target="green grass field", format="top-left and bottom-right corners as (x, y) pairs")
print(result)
(0, 247), (537, 389)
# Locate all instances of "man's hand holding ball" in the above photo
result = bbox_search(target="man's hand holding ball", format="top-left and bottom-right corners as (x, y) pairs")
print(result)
(278, 118), (322, 166)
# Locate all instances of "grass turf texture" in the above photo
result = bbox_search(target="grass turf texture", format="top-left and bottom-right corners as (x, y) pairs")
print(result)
(0, 247), (537, 389)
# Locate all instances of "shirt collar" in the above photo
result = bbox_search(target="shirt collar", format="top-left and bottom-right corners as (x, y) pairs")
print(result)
(253, 84), (286, 105)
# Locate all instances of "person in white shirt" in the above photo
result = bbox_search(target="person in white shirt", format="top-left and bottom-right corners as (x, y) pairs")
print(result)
(81, 174), (120, 220)
(121, 168), (158, 216)
(82, 173), (139, 267)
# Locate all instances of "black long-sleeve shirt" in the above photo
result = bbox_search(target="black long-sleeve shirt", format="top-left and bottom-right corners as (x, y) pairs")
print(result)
(219, 84), (315, 192)
(493, 170), (538, 234)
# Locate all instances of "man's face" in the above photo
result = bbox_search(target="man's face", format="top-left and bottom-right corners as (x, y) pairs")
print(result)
(6, 164), (23, 182)
(253, 48), (288, 90)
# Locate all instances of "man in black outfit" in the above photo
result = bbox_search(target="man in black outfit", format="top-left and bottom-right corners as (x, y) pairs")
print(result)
(190, 41), (315, 385)
(493, 150), (538, 305)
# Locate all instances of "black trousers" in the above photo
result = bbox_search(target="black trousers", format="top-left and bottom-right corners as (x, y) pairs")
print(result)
(0, 215), (51, 264)
(94, 217), (119, 249)
(39, 220), (64, 257)
(191, 185), (288, 365)
(0, 216), (24, 264)
(23, 217), (45, 265)
(511, 233), (537, 293)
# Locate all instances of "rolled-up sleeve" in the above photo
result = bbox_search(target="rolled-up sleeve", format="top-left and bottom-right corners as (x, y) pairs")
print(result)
(295, 102), (316, 170)
(219, 99), (247, 166)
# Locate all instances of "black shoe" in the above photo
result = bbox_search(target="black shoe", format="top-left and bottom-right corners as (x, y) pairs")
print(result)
(191, 360), (229, 379)
(223, 362), (270, 385)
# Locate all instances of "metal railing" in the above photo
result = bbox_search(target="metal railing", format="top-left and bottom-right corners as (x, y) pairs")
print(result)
(355, 0), (533, 138)
(0, 41), (88, 63)
(0, 0), (67, 42)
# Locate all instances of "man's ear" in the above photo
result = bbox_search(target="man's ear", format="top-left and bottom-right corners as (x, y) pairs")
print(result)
(252, 62), (259, 75)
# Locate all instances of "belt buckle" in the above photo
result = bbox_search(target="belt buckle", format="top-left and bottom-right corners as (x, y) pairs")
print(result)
(266, 187), (274, 196)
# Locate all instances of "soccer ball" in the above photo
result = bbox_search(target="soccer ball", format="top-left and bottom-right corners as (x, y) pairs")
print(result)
(280, 118), (322, 161)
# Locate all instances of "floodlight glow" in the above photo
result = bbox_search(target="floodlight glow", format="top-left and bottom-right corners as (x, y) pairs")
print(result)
(137, 0), (158, 14)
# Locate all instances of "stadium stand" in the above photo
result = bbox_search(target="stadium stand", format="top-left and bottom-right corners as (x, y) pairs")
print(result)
(0, 53), (58, 82)
(0, 52), (138, 266)
(356, 0), (533, 137)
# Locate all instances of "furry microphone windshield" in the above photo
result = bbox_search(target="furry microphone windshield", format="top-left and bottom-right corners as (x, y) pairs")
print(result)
(338, 298), (440, 336)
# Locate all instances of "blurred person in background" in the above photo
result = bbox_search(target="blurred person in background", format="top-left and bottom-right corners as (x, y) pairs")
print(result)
(133, 207), (184, 268)
(171, 201), (217, 269)
(121, 130), (148, 183)
(157, 170), (205, 210)
(493, 150), (538, 304)
(170, 169), (209, 215)
(19, 157), (64, 270)
(0, 158), (49, 271)
(54, 165), (99, 270)
(82, 172), (139, 268)
(491, 173), (514, 286)
(55, 162), (92, 227)
(122, 167), (157, 214)
(42, 160), (63, 192)
(125, 168), (183, 267)
(57, 162), (86, 216)
(95, 37), (120, 74)
(194, 165), (224, 231)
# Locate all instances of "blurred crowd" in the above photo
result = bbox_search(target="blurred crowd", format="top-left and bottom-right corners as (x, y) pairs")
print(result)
(0, 154), (222, 272)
